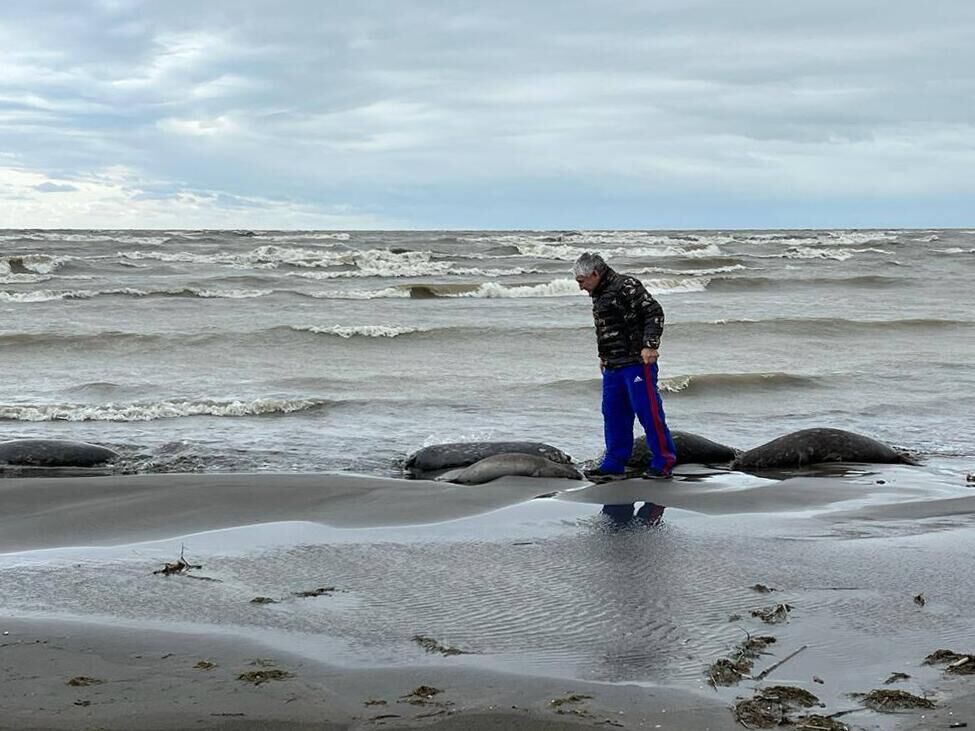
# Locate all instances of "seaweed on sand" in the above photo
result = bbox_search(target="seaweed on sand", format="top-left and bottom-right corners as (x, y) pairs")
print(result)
(152, 545), (202, 576)
(237, 669), (293, 685)
(67, 676), (103, 687)
(733, 686), (821, 729)
(293, 586), (337, 597)
(707, 634), (777, 687)
(751, 603), (793, 624)
(793, 715), (850, 730)
(924, 649), (975, 674)
(412, 635), (471, 656)
(399, 686), (448, 707)
(853, 689), (935, 712)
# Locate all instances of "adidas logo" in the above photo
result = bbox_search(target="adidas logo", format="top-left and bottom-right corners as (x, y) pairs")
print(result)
(634, 376), (644, 383)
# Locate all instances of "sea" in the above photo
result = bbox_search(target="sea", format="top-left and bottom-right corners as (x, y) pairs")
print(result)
(1, 229), (972, 479)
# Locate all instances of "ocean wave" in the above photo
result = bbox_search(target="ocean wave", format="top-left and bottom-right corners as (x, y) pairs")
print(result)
(631, 264), (745, 276)
(0, 273), (53, 284)
(677, 316), (971, 334)
(513, 241), (725, 261)
(538, 370), (820, 397)
(0, 254), (71, 276)
(709, 274), (903, 291)
(0, 397), (330, 422)
(382, 277), (709, 299)
(260, 232), (352, 241)
(659, 371), (820, 394)
(0, 287), (273, 303)
(290, 325), (426, 338)
(286, 262), (547, 280)
(117, 245), (441, 272)
(935, 248), (975, 255)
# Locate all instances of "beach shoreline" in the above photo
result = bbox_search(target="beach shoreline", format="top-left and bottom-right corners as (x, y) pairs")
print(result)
(0, 615), (743, 731)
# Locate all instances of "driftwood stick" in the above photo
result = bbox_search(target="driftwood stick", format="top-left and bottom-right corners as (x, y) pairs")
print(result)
(754, 644), (808, 681)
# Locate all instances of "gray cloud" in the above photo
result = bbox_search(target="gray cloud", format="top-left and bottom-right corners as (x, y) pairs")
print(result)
(34, 182), (78, 193)
(0, 0), (972, 227)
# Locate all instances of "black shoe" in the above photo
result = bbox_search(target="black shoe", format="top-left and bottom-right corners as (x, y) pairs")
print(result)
(584, 465), (625, 481)
(641, 468), (673, 480)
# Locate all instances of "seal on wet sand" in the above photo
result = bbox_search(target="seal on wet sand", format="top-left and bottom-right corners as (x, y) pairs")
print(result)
(734, 428), (915, 470)
(0, 438), (120, 467)
(405, 441), (573, 479)
(448, 453), (583, 485)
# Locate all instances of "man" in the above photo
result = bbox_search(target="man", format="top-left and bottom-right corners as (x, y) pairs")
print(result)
(574, 252), (677, 480)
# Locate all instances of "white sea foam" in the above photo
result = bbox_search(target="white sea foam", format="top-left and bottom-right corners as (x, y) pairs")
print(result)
(748, 247), (863, 261)
(292, 325), (424, 338)
(936, 248), (975, 255)
(436, 277), (708, 299)
(308, 287), (411, 300)
(0, 287), (273, 303)
(0, 397), (326, 422)
(288, 263), (545, 279)
(455, 279), (585, 298)
(631, 264), (745, 276)
(261, 232), (352, 242)
(0, 274), (52, 284)
(514, 241), (725, 261)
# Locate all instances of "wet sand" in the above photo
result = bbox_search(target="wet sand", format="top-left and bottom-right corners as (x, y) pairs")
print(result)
(2, 467), (975, 729)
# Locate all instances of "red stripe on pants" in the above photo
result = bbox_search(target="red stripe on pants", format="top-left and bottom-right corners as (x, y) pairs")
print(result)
(644, 363), (674, 471)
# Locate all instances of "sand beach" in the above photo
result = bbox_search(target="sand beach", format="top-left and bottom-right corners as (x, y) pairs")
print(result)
(2, 466), (975, 730)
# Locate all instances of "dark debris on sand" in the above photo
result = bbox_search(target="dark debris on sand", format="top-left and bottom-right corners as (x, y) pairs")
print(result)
(708, 634), (777, 687)
(853, 689), (935, 712)
(237, 669), (294, 685)
(924, 649), (975, 674)
(751, 603), (793, 624)
(412, 635), (471, 656)
(152, 545), (220, 581)
(733, 685), (821, 728)
(250, 596), (278, 604)
(884, 672), (911, 684)
(399, 686), (446, 706)
(66, 676), (103, 687)
(792, 714), (850, 730)
(293, 586), (337, 597)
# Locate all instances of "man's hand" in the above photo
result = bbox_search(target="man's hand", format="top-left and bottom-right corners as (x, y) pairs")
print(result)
(641, 347), (659, 365)
(599, 358), (606, 373)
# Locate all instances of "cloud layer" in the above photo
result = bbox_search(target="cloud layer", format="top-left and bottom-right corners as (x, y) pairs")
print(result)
(1, 0), (973, 228)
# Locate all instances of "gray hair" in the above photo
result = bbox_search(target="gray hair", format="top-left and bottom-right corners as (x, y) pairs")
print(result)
(573, 252), (607, 277)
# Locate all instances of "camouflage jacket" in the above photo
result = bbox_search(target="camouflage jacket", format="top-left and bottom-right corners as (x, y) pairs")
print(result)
(589, 267), (665, 368)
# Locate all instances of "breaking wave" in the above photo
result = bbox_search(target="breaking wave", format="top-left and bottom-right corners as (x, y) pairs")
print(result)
(290, 325), (426, 338)
(513, 241), (725, 261)
(0, 287), (273, 303)
(744, 246), (892, 261)
(709, 275), (904, 291)
(378, 277), (711, 300)
(0, 254), (71, 276)
(540, 371), (821, 397)
(0, 398), (331, 422)
(659, 371), (821, 394)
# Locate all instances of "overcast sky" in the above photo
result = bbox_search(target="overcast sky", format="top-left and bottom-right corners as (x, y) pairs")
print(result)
(1, 0), (973, 229)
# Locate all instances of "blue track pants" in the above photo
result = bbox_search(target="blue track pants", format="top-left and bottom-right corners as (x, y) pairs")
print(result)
(599, 362), (677, 474)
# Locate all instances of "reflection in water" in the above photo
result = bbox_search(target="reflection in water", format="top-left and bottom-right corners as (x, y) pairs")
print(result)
(601, 502), (666, 527)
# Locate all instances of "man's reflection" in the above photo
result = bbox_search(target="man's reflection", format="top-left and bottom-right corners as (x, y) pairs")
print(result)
(601, 502), (665, 527)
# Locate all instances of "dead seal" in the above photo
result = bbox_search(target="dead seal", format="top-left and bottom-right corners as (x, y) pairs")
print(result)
(405, 441), (573, 479)
(734, 428), (916, 470)
(0, 438), (119, 467)
(583, 430), (739, 474)
(448, 453), (583, 485)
